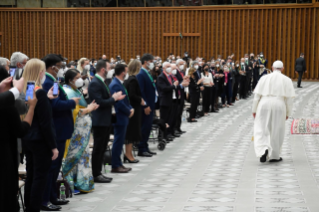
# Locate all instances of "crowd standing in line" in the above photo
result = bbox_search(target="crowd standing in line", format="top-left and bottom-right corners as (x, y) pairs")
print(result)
(0, 50), (304, 212)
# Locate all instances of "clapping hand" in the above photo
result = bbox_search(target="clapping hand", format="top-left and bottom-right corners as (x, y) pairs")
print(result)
(112, 91), (126, 101)
(174, 80), (179, 86)
(87, 100), (99, 112)
(129, 108), (135, 118)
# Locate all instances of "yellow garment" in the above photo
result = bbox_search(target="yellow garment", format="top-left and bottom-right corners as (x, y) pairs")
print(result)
(63, 105), (85, 158)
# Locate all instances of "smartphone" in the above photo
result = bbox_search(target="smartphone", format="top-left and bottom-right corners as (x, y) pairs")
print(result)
(53, 82), (59, 96)
(25, 81), (35, 101)
(9, 67), (16, 77)
(82, 68), (88, 76)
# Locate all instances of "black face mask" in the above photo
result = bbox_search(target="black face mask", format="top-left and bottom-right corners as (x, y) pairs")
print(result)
(250, 57), (254, 60)
(204, 68), (208, 71)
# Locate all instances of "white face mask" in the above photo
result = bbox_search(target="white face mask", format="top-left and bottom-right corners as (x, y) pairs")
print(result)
(236, 64), (239, 67)
(106, 69), (114, 79)
(74, 78), (84, 88)
(260, 55), (263, 58)
(216, 65), (220, 68)
(94, 62), (97, 67)
(241, 62), (245, 66)
(40, 74), (46, 85)
(172, 57), (175, 60)
(166, 67), (172, 74)
(172, 69), (177, 75)
(194, 65), (199, 69)
(147, 62), (154, 70)
(179, 65), (184, 70)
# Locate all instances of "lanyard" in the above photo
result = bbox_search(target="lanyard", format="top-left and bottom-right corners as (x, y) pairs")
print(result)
(45, 72), (67, 98)
(142, 68), (156, 89)
(95, 74), (110, 95)
(121, 83), (130, 102)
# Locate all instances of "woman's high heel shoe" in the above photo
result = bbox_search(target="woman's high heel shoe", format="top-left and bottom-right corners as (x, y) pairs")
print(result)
(124, 155), (139, 163)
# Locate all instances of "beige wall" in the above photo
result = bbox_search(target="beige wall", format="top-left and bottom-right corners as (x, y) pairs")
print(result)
(17, 0), (41, 7)
(43, 0), (67, 8)
(0, 0), (15, 5)
(0, 0), (67, 7)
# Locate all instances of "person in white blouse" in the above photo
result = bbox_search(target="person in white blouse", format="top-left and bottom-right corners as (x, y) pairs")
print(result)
(252, 60), (295, 163)
(201, 64), (214, 115)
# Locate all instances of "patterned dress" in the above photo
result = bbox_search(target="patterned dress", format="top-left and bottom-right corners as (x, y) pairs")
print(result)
(62, 84), (94, 192)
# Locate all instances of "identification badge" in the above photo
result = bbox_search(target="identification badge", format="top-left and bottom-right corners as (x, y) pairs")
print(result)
(156, 90), (158, 96)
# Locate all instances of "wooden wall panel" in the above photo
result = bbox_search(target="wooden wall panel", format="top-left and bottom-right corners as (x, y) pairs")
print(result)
(1, 5), (319, 80)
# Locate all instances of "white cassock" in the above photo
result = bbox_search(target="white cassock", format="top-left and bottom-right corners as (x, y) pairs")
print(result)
(252, 70), (296, 160)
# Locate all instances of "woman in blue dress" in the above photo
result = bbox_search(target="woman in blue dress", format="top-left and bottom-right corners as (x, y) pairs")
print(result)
(62, 69), (99, 193)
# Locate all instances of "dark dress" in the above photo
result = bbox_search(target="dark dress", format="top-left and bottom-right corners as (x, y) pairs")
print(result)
(0, 103), (30, 212)
(124, 75), (142, 144)
(188, 76), (200, 120)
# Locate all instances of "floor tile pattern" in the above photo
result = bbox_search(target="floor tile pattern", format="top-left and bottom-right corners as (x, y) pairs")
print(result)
(33, 82), (319, 212)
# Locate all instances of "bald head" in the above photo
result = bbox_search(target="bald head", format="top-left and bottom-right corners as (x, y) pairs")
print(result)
(102, 55), (107, 60)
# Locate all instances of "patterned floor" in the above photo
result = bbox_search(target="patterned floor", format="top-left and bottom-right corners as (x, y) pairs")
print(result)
(46, 82), (319, 212)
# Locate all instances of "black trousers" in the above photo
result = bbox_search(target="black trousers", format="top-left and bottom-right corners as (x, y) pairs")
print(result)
(189, 92), (199, 119)
(239, 76), (247, 99)
(211, 86), (216, 111)
(297, 71), (304, 87)
(168, 100), (179, 135)
(92, 126), (111, 177)
(247, 76), (252, 94)
(23, 140), (52, 212)
(160, 105), (172, 137)
(202, 87), (212, 113)
(232, 80), (239, 103)
(175, 99), (184, 131)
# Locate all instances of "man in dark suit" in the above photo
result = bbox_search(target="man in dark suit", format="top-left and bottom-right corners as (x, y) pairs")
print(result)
(239, 58), (248, 99)
(88, 60), (124, 181)
(109, 64), (134, 173)
(136, 53), (158, 157)
(174, 59), (189, 134)
(244, 54), (253, 95)
(41, 54), (78, 210)
(157, 62), (180, 139)
(295, 53), (307, 88)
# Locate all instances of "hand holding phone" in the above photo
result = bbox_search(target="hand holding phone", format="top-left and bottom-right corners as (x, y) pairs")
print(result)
(25, 82), (35, 101)
(26, 88), (38, 108)
(53, 82), (59, 96)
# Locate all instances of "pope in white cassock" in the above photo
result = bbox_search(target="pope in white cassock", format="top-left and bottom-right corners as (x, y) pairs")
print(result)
(252, 60), (296, 163)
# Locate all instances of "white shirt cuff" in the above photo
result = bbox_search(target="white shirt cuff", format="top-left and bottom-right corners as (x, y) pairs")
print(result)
(9, 87), (20, 100)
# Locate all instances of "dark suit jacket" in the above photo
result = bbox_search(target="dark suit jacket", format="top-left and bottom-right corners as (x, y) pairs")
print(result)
(23, 89), (56, 149)
(136, 68), (157, 110)
(295, 57), (306, 72)
(157, 72), (179, 107)
(88, 76), (116, 127)
(42, 73), (75, 141)
(109, 77), (132, 126)
(0, 91), (15, 107)
(175, 70), (185, 102)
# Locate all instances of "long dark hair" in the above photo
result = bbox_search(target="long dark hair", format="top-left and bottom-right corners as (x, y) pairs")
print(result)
(64, 69), (80, 85)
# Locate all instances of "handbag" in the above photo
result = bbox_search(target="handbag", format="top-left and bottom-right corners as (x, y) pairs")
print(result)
(56, 171), (73, 199)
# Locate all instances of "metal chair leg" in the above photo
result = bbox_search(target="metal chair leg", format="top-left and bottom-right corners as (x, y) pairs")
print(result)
(19, 188), (26, 212)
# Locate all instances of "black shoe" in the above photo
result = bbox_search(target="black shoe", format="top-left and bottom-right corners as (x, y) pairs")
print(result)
(167, 134), (175, 139)
(101, 175), (113, 181)
(147, 150), (157, 155)
(260, 149), (268, 163)
(171, 133), (180, 138)
(297, 86), (303, 88)
(138, 152), (153, 157)
(124, 155), (140, 163)
(94, 175), (112, 183)
(40, 204), (61, 211)
(50, 199), (69, 205)
(176, 129), (186, 134)
(269, 157), (283, 162)
(163, 137), (173, 143)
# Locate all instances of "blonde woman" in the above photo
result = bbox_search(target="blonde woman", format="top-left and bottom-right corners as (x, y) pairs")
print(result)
(77, 58), (91, 96)
(188, 67), (204, 122)
(21, 58), (59, 212)
(123, 59), (145, 163)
